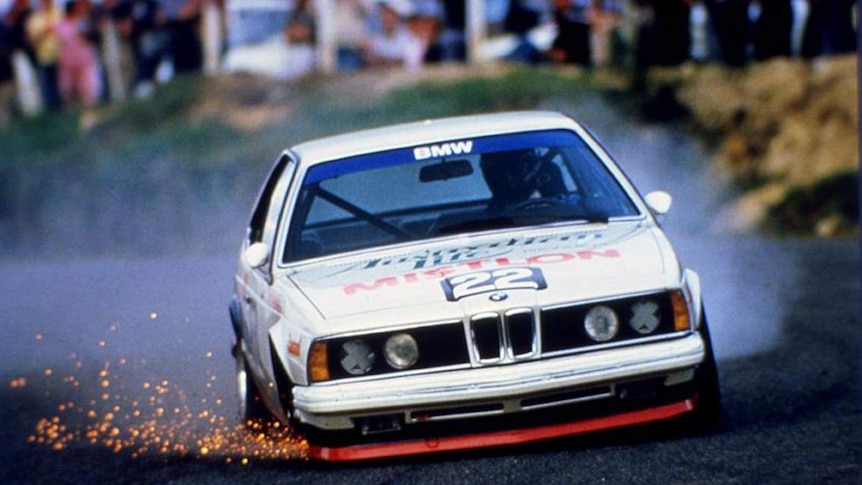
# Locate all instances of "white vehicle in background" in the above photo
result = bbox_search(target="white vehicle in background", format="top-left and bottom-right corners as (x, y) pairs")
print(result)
(230, 111), (722, 461)
(222, 0), (316, 79)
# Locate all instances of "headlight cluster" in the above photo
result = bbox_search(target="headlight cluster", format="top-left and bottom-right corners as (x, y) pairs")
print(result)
(581, 291), (689, 343)
(338, 333), (420, 376)
(310, 332), (421, 383)
(308, 323), (470, 383)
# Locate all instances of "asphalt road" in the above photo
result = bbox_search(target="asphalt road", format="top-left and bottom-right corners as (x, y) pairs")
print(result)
(1, 100), (860, 484)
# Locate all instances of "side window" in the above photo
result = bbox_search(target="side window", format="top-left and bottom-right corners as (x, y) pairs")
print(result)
(248, 154), (294, 244)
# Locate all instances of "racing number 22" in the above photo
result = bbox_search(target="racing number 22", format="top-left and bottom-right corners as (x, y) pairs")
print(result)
(442, 268), (547, 301)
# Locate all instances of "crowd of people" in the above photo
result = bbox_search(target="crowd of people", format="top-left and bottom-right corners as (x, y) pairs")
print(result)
(0, 0), (858, 115)
(0, 0), (215, 111)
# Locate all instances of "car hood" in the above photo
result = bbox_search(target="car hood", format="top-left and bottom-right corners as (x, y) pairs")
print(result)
(283, 222), (679, 326)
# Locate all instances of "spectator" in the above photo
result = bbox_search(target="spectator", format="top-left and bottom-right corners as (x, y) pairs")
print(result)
(78, 0), (111, 99)
(591, 0), (623, 66)
(333, 0), (371, 72)
(0, 20), (11, 85)
(546, 0), (593, 67)
(26, 0), (62, 109)
(286, 0), (315, 47)
(362, 0), (425, 69)
(753, 0), (793, 60)
(56, 0), (101, 106)
(115, 0), (170, 97)
(162, 0), (202, 74)
(504, 0), (542, 36)
(634, 0), (697, 65)
(651, 0), (691, 66)
(280, 0), (317, 78)
(4, 0), (35, 64)
(3, 0), (35, 84)
(502, 0), (544, 63)
(433, 0), (466, 62)
(409, 0), (445, 63)
(801, 0), (857, 58)
(705, 0), (749, 66)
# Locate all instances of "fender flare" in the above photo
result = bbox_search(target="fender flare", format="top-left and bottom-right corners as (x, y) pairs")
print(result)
(683, 268), (704, 330)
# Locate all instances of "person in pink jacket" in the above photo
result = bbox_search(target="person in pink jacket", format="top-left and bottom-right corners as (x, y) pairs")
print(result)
(56, 0), (101, 107)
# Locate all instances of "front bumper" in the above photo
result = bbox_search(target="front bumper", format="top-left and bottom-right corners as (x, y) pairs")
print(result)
(306, 398), (696, 461)
(293, 333), (705, 431)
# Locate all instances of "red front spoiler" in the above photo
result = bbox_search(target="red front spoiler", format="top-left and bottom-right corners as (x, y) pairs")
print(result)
(306, 398), (695, 461)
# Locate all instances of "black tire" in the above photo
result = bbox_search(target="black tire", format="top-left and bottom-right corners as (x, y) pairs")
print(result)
(690, 310), (723, 433)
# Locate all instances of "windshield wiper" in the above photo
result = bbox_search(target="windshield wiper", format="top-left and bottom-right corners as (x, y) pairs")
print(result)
(437, 214), (609, 236)
(436, 217), (515, 235)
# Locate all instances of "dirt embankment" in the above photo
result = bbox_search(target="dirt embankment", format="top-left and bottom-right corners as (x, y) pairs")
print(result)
(645, 55), (859, 237)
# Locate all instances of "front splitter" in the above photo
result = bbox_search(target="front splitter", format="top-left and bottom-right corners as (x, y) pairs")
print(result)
(306, 398), (695, 461)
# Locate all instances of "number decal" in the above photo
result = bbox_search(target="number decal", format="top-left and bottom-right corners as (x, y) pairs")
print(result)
(446, 273), (495, 300)
(442, 268), (547, 301)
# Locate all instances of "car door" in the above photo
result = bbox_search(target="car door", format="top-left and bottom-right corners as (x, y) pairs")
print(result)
(238, 154), (296, 381)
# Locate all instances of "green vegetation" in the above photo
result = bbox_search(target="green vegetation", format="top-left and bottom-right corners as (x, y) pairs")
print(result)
(360, 68), (592, 119)
(1, 68), (596, 170)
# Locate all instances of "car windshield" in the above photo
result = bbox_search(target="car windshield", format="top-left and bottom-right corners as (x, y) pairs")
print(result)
(282, 130), (639, 262)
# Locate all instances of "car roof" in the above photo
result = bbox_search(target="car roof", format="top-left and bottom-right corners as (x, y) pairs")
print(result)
(289, 111), (582, 165)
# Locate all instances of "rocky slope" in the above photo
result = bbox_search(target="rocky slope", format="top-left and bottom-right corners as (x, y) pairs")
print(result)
(646, 55), (859, 237)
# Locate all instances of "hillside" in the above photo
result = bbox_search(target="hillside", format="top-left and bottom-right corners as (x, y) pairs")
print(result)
(645, 55), (859, 237)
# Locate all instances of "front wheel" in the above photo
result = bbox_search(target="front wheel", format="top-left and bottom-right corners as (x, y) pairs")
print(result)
(235, 340), (268, 425)
(690, 311), (723, 433)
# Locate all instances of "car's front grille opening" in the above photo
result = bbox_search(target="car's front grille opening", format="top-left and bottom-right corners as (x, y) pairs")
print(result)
(470, 309), (538, 365)
(409, 402), (505, 423)
(521, 386), (614, 411)
(471, 314), (503, 362)
(358, 414), (403, 435)
(507, 309), (536, 358)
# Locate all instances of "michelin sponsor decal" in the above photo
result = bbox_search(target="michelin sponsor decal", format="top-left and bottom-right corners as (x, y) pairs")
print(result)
(358, 232), (604, 272)
(343, 248), (619, 296)
(337, 232), (623, 296)
(288, 227), (644, 296)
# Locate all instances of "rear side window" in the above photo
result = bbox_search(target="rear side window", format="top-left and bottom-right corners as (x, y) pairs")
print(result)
(249, 154), (293, 244)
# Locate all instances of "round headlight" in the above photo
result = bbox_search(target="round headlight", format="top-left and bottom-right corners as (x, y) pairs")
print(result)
(584, 305), (619, 342)
(340, 339), (375, 375)
(384, 333), (419, 370)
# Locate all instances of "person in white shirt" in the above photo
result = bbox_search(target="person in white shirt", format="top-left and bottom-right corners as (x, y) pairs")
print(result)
(361, 0), (425, 69)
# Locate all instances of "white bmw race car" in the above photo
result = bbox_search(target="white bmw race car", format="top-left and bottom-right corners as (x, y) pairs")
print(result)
(229, 111), (721, 461)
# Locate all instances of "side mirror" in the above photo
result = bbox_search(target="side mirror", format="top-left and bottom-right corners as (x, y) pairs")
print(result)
(244, 242), (271, 269)
(644, 191), (673, 216)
